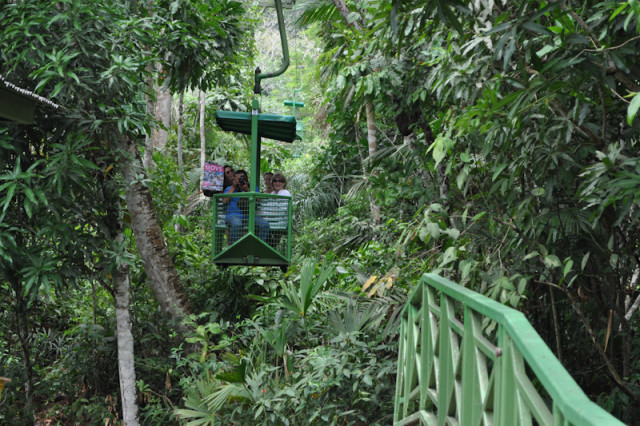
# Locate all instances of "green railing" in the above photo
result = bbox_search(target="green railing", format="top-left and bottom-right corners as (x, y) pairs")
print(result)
(394, 273), (623, 426)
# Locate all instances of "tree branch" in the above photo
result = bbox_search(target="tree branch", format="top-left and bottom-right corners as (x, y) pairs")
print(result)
(332, 0), (362, 31)
(564, 5), (640, 93)
(563, 288), (640, 401)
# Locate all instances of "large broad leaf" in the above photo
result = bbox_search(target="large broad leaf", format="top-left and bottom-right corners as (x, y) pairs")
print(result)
(628, 92), (640, 125)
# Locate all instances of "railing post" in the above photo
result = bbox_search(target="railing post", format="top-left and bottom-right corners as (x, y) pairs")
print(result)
(437, 293), (457, 425)
(394, 273), (625, 426)
(495, 329), (517, 425)
(461, 307), (481, 425)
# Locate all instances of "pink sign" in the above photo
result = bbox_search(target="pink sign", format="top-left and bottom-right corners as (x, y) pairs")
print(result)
(204, 163), (223, 173)
(202, 162), (224, 192)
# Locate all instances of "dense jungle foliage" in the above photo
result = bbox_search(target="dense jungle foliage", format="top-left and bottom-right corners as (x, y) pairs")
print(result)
(1, 0), (640, 424)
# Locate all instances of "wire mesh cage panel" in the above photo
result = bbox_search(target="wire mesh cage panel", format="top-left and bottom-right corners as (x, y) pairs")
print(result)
(258, 194), (291, 252)
(212, 192), (291, 266)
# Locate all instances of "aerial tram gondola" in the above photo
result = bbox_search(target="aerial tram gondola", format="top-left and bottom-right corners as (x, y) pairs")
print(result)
(211, 0), (296, 271)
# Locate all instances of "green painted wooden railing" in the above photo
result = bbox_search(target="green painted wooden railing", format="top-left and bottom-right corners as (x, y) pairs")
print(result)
(394, 273), (624, 425)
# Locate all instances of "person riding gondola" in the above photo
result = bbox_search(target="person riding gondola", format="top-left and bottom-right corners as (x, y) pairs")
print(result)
(222, 170), (269, 244)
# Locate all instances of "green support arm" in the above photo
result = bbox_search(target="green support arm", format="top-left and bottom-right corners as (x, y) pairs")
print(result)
(254, 0), (290, 95)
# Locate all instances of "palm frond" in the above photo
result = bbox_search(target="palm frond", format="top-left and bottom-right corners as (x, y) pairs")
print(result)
(322, 290), (407, 341)
(344, 177), (368, 202)
(296, 0), (341, 26)
(369, 292), (408, 341)
(294, 173), (343, 219)
(204, 382), (251, 413)
(174, 378), (221, 426)
(324, 293), (377, 335)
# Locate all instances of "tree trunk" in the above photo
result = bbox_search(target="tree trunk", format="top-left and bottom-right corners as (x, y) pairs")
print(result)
(114, 229), (140, 426)
(143, 70), (155, 170)
(199, 87), (206, 194)
(153, 77), (172, 153)
(91, 280), (97, 325)
(365, 98), (381, 225)
(436, 162), (448, 201)
(333, 0), (379, 223)
(175, 89), (186, 232)
(118, 135), (191, 322)
(365, 98), (377, 158)
(177, 89), (185, 184)
(13, 285), (34, 425)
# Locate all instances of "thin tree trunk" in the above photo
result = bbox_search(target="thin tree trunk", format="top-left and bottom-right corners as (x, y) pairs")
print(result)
(549, 287), (563, 363)
(118, 135), (191, 323)
(114, 229), (140, 426)
(437, 162), (448, 201)
(177, 89), (185, 184)
(199, 87), (206, 194)
(101, 171), (142, 424)
(143, 70), (155, 170)
(365, 98), (381, 225)
(622, 317), (631, 380)
(13, 285), (34, 425)
(91, 280), (97, 325)
(333, 0), (379, 223)
(175, 89), (186, 231)
(365, 98), (377, 158)
(564, 288), (639, 401)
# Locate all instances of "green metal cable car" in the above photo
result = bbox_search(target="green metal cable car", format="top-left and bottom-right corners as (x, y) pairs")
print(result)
(212, 0), (295, 271)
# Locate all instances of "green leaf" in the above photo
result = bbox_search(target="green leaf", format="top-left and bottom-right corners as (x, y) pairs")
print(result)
(610, 3), (629, 21)
(471, 211), (486, 222)
(2, 183), (16, 213)
(517, 278), (527, 294)
(456, 165), (469, 190)
(441, 246), (458, 265)
(499, 277), (515, 290)
(23, 186), (37, 204)
(581, 253), (590, 271)
(431, 135), (454, 165)
(627, 93), (640, 125)
(531, 187), (545, 196)
(610, 253), (619, 266)
(426, 222), (440, 239)
(544, 254), (562, 268)
(51, 81), (64, 98)
(442, 228), (460, 240)
(563, 259), (573, 277)
(459, 259), (476, 280)
(522, 21), (552, 35)
(24, 198), (32, 219)
(492, 164), (508, 182)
